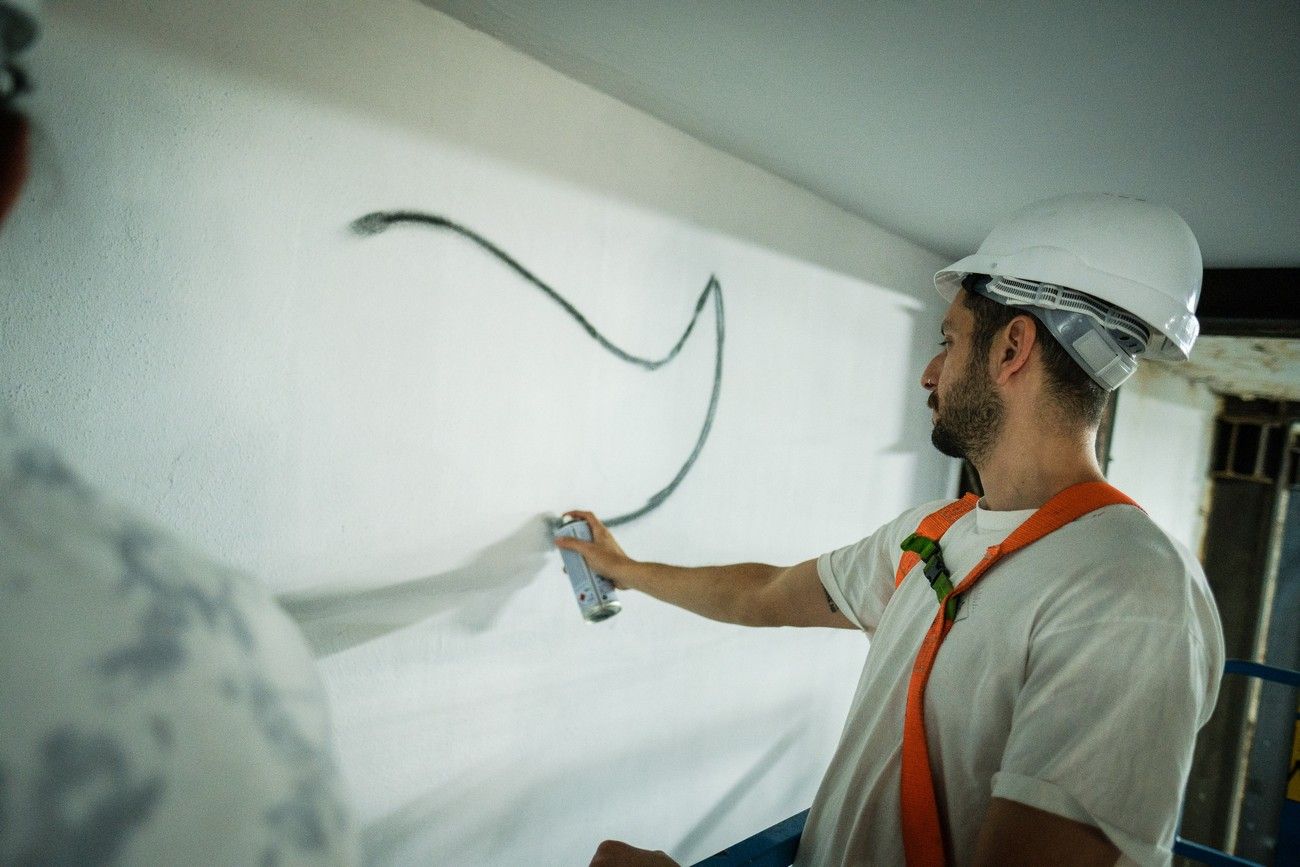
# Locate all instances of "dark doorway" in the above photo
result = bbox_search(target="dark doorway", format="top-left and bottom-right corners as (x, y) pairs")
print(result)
(1179, 400), (1300, 863)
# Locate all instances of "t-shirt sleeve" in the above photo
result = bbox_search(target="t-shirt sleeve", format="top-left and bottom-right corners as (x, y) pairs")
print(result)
(816, 501), (946, 633)
(991, 615), (1220, 864)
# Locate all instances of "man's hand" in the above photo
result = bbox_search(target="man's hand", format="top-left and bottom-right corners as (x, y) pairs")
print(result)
(555, 510), (637, 589)
(589, 839), (679, 867)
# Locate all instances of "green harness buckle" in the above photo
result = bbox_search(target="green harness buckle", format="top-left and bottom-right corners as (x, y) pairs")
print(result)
(900, 532), (960, 621)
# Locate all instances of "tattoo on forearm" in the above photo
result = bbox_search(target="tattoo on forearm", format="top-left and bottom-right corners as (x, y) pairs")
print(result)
(823, 586), (839, 614)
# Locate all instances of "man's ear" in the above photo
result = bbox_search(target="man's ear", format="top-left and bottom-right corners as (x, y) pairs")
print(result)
(993, 314), (1038, 384)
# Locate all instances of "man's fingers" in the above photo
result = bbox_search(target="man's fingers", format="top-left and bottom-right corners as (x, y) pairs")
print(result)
(564, 509), (608, 535)
(556, 508), (630, 589)
(554, 536), (593, 553)
(554, 538), (622, 586)
(589, 840), (678, 866)
(590, 839), (627, 866)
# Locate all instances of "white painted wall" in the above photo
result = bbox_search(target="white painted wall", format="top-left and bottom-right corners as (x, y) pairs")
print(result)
(1108, 363), (1220, 555)
(0, 1), (951, 863)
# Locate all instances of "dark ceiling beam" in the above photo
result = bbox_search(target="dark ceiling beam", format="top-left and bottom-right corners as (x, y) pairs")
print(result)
(1198, 268), (1300, 338)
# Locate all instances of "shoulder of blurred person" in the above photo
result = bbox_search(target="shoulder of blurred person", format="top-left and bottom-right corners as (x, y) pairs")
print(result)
(0, 410), (358, 864)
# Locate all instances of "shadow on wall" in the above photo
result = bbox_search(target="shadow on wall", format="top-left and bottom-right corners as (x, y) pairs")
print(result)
(671, 727), (806, 857)
(359, 696), (816, 866)
(53, 0), (941, 294)
(277, 513), (554, 657)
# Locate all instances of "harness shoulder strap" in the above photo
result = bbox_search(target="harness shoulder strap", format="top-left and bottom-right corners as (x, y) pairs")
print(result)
(986, 481), (1139, 565)
(894, 493), (978, 590)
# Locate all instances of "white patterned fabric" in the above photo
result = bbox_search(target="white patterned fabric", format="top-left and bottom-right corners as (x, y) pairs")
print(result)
(0, 410), (357, 865)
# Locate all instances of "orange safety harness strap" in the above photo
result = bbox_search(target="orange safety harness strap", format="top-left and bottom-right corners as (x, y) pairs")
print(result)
(897, 481), (1140, 867)
(894, 493), (980, 590)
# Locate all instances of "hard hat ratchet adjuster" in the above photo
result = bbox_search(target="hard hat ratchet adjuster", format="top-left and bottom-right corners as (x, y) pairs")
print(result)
(973, 275), (1148, 391)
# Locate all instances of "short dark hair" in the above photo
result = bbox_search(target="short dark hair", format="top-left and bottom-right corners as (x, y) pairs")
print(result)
(959, 276), (1107, 428)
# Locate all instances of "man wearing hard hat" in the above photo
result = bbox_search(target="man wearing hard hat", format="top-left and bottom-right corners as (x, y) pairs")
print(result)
(569, 192), (1224, 866)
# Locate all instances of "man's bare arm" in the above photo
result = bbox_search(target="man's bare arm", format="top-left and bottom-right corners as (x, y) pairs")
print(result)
(555, 510), (855, 629)
(973, 798), (1119, 867)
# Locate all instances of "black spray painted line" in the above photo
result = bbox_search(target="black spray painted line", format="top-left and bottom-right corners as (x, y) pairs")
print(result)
(350, 210), (724, 528)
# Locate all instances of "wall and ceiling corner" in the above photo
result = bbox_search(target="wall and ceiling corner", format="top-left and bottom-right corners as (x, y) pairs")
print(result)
(0, 1), (958, 862)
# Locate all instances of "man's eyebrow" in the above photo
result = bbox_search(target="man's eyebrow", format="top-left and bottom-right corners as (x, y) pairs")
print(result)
(940, 319), (952, 335)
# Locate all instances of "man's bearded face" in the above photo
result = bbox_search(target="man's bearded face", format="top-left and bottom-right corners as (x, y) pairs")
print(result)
(929, 340), (1004, 464)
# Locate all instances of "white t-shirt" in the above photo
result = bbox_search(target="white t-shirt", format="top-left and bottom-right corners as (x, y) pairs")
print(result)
(796, 496), (1224, 867)
(0, 411), (358, 864)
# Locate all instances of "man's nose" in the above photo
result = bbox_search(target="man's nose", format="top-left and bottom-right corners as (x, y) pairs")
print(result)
(921, 354), (941, 391)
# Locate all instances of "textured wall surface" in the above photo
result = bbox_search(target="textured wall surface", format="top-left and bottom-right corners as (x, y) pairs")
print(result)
(1109, 363), (1219, 554)
(0, 1), (956, 862)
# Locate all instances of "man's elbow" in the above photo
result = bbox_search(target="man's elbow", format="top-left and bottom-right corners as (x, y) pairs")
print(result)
(972, 798), (1119, 867)
(737, 566), (792, 628)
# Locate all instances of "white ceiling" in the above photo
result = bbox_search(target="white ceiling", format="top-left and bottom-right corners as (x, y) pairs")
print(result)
(426, 0), (1299, 268)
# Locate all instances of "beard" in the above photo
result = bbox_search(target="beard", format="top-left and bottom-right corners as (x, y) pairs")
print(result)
(929, 354), (1004, 464)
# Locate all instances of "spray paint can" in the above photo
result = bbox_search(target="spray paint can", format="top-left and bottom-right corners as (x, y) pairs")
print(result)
(554, 517), (621, 623)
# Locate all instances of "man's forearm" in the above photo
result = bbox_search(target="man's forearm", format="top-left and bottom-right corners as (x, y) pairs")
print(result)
(616, 560), (784, 626)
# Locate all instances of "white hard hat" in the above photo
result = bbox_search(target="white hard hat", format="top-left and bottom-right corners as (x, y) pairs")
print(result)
(935, 193), (1203, 387)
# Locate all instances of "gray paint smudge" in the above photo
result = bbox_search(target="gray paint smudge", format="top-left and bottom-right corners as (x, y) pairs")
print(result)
(266, 778), (329, 852)
(244, 674), (338, 855)
(98, 526), (255, 686)
(14, 729), (163, 866)
(148, 717), (172, 749)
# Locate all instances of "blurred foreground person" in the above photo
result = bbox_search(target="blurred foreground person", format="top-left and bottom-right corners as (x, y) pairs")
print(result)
(0, 4), (356, 863)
